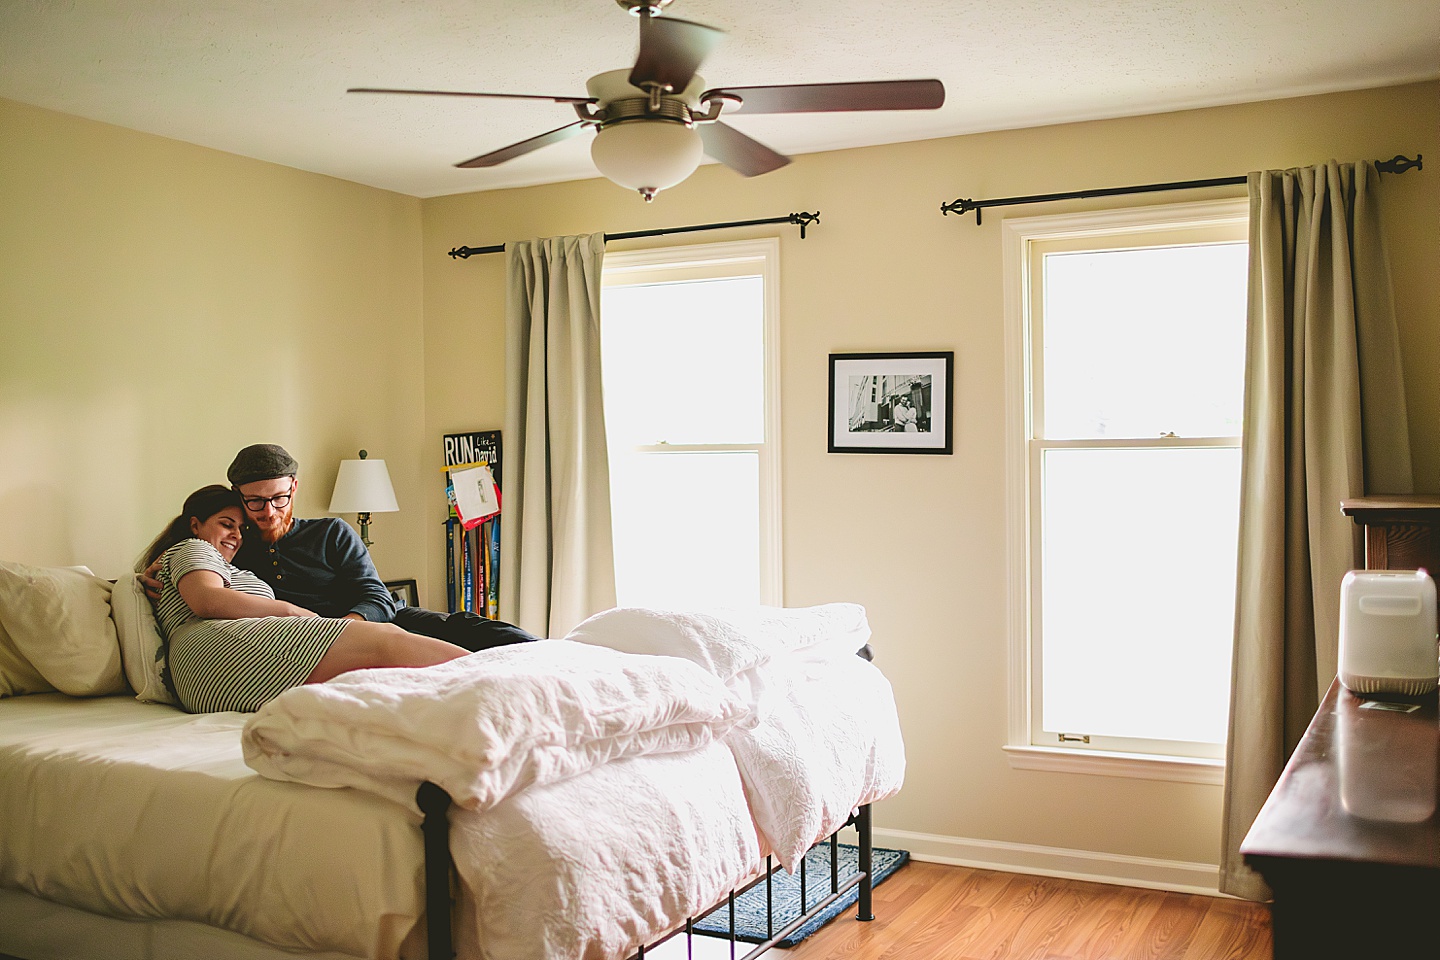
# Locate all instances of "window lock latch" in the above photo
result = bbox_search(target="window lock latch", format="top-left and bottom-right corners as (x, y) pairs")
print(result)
(1058, 733), (1091, 744)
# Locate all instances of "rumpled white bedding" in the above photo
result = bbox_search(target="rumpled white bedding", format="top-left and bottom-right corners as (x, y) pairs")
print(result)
(450, 745), (761, 960)
(726, 653), (905, 870)
(565, 603), (872, 710)
(565, 604), (905, 872)
(228, 604), (904, 960)
(241, 639), (746, 814)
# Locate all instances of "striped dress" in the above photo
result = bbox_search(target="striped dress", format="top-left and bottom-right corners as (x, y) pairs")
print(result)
(156, 538), (348, 714)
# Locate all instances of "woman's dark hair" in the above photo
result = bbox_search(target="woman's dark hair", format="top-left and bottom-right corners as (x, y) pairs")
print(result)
(143, 484), (244, 567)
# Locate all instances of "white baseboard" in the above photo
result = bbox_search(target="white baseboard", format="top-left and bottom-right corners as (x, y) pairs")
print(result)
(865, 827), (1224, 897)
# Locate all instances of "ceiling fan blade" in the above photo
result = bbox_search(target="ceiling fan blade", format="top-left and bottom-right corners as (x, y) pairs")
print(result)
(455, 121), (589, 168)
(629, 15), (724, 93)
(349, 87), (595, 105)
(701, 79), (945, 114)
(697, 122), (791, 178)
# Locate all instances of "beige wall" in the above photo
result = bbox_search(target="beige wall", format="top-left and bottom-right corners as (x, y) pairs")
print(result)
(420, 81), (1440, 870)
(0, 98), (429, 584)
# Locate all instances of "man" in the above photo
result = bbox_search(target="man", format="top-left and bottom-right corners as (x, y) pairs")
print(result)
(149, 443), (536, 652)
(893, 397), (917, 432)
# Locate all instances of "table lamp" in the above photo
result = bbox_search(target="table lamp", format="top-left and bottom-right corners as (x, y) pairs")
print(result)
(328, 450), (398, 549)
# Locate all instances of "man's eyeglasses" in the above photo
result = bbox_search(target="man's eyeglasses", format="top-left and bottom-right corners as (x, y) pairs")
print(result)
(241, 484), (295, 512)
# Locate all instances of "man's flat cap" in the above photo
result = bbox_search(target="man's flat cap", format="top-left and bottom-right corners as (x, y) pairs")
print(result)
(227, 444), (299, 486)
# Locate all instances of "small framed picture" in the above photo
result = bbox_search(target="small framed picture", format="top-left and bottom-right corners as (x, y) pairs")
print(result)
(828, 351), (954, 454)
(384, 579), (419, 608)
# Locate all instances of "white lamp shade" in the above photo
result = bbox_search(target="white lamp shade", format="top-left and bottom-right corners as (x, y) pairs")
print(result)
(591, 121), (704, 193)
(328, 458), (399, 514)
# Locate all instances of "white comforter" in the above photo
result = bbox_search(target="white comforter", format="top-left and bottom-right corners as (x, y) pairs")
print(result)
(242, 639), (746, 813)
(451, 746), (761, 960)
(240, 605), (905, 960)
(568, 604), (906, 870)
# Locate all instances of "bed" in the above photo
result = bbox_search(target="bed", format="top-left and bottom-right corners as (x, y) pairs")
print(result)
(0, 560), (905, 960)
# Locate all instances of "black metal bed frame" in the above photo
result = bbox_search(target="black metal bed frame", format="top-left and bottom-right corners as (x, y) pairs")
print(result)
(415, 782), (875, 960)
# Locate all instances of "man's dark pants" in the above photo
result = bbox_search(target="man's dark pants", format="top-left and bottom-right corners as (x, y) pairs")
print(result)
(393, 606), (539, 651)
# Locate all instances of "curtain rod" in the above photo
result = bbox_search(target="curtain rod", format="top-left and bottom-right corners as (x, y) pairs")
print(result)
(448, 211), (820, 259)
(940, 154), (1423, 225)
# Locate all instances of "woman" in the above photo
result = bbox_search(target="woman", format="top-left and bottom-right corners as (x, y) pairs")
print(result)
(894, 397), (918, 432)
(146, 485), (469, 713)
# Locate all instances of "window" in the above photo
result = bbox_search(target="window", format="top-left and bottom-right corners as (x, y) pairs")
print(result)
(1002, 200), (1248, 782)
(600, 239), (781, 608)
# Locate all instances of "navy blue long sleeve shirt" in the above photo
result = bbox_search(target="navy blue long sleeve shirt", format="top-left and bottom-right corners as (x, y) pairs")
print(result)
(232, 517), (398, 623)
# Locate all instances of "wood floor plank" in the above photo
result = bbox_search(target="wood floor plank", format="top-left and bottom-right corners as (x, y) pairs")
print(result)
(1182, 898), (1273, 960)
(1125, 892), (1208, 960)
(784, 861), (1272, 960)
(1004, 880), (1101, 960)
(1070, 887), (1166, 960)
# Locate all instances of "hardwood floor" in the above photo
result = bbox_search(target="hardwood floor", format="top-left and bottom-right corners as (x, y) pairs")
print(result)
(779, 862), (1272, 960)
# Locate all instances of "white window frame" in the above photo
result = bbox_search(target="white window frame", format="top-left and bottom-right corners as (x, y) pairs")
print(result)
(1000, 199), (1248, 785)
(601, 237), (784, 605)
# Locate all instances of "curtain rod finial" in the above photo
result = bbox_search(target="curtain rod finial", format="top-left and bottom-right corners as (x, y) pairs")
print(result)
(1377, 154), (1422, 175)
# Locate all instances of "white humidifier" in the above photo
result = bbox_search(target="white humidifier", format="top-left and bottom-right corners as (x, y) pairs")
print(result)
(1338, 569), (1439, 697)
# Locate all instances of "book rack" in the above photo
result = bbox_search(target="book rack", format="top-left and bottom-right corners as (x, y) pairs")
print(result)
(442, 430), (503, 617)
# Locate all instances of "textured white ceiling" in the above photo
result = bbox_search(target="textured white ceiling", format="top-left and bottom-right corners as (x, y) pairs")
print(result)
(1, 0), (1435, 198)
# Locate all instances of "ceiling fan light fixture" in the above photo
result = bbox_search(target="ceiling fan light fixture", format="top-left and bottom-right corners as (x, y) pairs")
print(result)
(591, 119), (703, 200)
(350, 4), (946, 197)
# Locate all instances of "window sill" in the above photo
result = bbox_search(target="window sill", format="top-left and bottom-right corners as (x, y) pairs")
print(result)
(1002, 744), (1225, 785)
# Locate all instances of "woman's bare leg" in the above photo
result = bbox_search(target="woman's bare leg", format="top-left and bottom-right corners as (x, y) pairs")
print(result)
(304, 621), (469, 684)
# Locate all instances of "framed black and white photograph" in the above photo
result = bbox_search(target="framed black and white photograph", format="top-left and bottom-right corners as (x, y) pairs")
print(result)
(384, 579), (419, 608)
(828, 351), (954, 454)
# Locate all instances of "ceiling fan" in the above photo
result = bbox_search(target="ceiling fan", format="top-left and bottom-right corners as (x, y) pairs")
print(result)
(350, 0), (945, 200)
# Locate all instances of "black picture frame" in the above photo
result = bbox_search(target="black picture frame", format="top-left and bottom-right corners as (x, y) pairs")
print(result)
(384, 578), (419, 609)
(828, 351), (954, 454)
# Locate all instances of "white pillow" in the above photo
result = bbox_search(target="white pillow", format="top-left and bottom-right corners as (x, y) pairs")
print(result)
(565, 603), (873, 679)
(0, 560), (126, 697)
(111, 573), (177, 705)
(565, 607), (767, 681)
(0, 617), (56, 698)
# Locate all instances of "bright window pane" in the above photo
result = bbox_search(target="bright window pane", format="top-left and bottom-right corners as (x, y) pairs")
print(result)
(601, 277), (763, 445)
(1040, 447), (1240, 744)
(1041, 244), (1247, 440)
(608, 451), (760, 608)
(600, 246), (774, 609)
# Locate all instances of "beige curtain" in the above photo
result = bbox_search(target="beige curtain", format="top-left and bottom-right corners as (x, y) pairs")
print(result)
(500, 233), (616, 638)
(1219, 161), (1413, 900)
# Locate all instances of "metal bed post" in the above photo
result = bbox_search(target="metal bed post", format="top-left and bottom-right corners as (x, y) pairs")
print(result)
(855, 803), (874, 921)
(417, 781), (455, 960)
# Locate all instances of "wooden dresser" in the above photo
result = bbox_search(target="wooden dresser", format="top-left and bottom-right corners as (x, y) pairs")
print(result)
(1341, 495), (1440, 573)
(1240, 681), (1440, 958)
(1242, 495), (1440, 958)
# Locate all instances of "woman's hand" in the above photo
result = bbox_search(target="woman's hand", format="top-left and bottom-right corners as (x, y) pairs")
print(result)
(140, 558), (164, 602)
(279, 602), (319, 618)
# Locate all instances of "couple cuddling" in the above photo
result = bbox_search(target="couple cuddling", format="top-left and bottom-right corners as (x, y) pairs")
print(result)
(142, 443), (537, 714)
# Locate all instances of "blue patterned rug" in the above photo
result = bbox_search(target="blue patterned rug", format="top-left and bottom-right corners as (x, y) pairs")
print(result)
(692, 844), (909, 948)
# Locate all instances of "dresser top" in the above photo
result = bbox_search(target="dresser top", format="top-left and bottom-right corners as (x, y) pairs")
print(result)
(1241, 680), (1440, 871)
(1341, 495), (1440, 519)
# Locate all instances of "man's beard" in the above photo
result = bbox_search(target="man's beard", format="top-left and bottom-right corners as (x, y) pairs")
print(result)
(255, 506), (294, 544)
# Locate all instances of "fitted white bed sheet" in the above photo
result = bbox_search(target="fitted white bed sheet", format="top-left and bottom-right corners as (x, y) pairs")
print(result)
(0, 694), (427, 960)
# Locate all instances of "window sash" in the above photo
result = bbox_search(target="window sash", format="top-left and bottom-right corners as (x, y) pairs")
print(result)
(1027, 440), (1239, 760)
(1002, 199), (1248, 778)
(601, 238), (783, 606)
